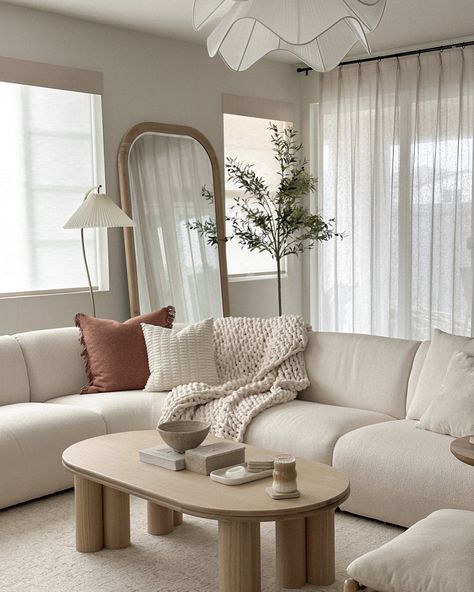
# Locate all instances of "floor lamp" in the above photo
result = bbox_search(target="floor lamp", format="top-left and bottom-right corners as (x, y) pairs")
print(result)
(63, 185), (135, 317)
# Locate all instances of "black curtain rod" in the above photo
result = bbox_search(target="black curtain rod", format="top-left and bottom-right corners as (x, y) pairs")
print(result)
(297, 39), (474, 75)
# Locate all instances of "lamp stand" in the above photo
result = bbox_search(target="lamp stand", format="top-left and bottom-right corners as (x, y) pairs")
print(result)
(80, 227), (96, 317)
(64, 184), (135, 318)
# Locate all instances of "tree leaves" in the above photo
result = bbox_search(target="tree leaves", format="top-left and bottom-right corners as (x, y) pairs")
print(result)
(189, 123), (342, 270)
(223, 124), (341, 258)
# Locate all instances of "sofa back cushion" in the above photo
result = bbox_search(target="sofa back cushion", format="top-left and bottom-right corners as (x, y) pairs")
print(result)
(14, 327), (87, 402)
(406, 340), (430, 414)
(0, 335), (30, 406)
(300, 331), (421, 418)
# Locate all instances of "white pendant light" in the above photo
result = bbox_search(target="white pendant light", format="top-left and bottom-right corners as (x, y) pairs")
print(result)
(193, 0), (387, 72)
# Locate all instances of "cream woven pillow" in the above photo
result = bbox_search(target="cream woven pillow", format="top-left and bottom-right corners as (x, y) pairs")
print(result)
(142, 318), (219, 391)
(347, 509), (474, 592)
(418, 350), (474, 437)
(407, 328), (474, 419)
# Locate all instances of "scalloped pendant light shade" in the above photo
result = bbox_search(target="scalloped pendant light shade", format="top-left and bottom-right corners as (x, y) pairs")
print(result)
(63, 192), (135, 229)
(193, 0), (387, 72)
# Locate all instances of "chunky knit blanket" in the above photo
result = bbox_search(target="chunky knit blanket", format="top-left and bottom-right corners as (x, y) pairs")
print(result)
(159, 315), (310, 442)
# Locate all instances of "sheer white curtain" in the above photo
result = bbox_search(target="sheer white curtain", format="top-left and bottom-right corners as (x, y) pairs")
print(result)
(311, 46), (474, 340)
(129, 133), (222, 323)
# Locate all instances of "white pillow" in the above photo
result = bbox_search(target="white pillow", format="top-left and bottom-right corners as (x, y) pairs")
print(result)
(347, 509), (474, 592)
(418, 350), (474, 437)
(142, 318), (219, 391)
(407, 328), (474, 419)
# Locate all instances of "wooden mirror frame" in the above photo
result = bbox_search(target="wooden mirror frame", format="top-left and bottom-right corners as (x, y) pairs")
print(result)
(118, 122), (230, 318)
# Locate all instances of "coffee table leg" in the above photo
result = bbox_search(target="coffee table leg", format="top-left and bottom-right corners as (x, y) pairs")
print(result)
(74, 475), (103, 553)
(218, 520), (261, 592)
(147, 501), (174, 535)
(174, 511), (183, 526)
(306, 508), (335, 585)
(275, 518), (306, 588)
(103, 486), (130, 549)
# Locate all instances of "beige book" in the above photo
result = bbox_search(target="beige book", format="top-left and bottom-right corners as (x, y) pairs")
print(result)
(185, 442), (245, 475)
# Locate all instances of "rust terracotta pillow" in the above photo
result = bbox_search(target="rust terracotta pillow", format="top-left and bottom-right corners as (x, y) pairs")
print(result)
(76, 306), (175, 394)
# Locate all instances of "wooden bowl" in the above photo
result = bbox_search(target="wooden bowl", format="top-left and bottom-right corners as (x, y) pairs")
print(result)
(157, 420), (210, 453)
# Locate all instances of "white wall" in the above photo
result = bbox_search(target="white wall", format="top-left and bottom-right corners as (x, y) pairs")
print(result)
(0, 3), (302, 335)
(229, 258), (304, 318)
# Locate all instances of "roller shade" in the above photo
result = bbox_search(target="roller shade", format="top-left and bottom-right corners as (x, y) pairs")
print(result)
(0, 55), (102, 95)
(222, 93), (294, 122)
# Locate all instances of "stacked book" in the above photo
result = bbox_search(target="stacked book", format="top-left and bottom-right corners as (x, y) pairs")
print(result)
(139, 441), (246, 474)
(139, 446), (185, 471)
(246, 456), (274, 473)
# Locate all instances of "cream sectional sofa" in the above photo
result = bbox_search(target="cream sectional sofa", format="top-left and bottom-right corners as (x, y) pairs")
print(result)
(1, 326), (473, 528)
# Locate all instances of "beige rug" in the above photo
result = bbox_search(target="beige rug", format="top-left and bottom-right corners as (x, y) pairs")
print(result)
(0, 491), (403, 592)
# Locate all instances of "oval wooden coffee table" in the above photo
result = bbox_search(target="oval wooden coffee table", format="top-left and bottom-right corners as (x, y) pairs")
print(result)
(63, 430), (350, 592)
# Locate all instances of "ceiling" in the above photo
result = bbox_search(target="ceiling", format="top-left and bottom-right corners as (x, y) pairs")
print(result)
(2, 0), (474, 62)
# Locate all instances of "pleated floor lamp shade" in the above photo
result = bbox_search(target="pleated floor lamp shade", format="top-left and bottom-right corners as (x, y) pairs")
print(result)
(64, 188), (135, 317)
(193, 0), (387, 72)
(63, 191), (135, 229)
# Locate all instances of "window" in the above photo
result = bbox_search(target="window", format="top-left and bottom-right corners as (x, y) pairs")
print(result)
(0, 81), (105, 296)
(223, 113), (292, 278)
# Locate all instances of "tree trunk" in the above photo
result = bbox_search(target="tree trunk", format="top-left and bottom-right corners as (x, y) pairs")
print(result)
(276, 256), (282, 316)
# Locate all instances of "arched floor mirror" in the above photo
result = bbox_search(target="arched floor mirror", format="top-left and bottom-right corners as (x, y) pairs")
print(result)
(118, 122), (229, 323)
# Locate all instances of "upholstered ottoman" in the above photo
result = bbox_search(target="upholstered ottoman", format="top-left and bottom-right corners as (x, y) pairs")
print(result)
(344, 509), (474, 592)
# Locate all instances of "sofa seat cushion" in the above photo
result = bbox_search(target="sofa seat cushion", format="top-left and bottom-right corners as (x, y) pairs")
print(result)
(347, 509), (474, 592)
(0, 403), (106, 509)
(244, 400), (393, 465)
(333, 419), (474, 527)
(48, 391), (170, 433)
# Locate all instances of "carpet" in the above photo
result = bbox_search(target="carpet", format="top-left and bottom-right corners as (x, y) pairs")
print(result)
(0, 491), (403, 592)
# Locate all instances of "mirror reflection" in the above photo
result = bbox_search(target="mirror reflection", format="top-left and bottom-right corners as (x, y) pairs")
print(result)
(119, 124), (229, 323)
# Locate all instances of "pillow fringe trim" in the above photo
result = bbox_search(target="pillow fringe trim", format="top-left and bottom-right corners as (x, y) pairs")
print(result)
(75, 312), (97, 394)
(165, 305), (176, 328)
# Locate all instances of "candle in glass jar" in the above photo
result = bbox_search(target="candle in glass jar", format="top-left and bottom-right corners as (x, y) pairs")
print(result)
(272, 454), (297, 493)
